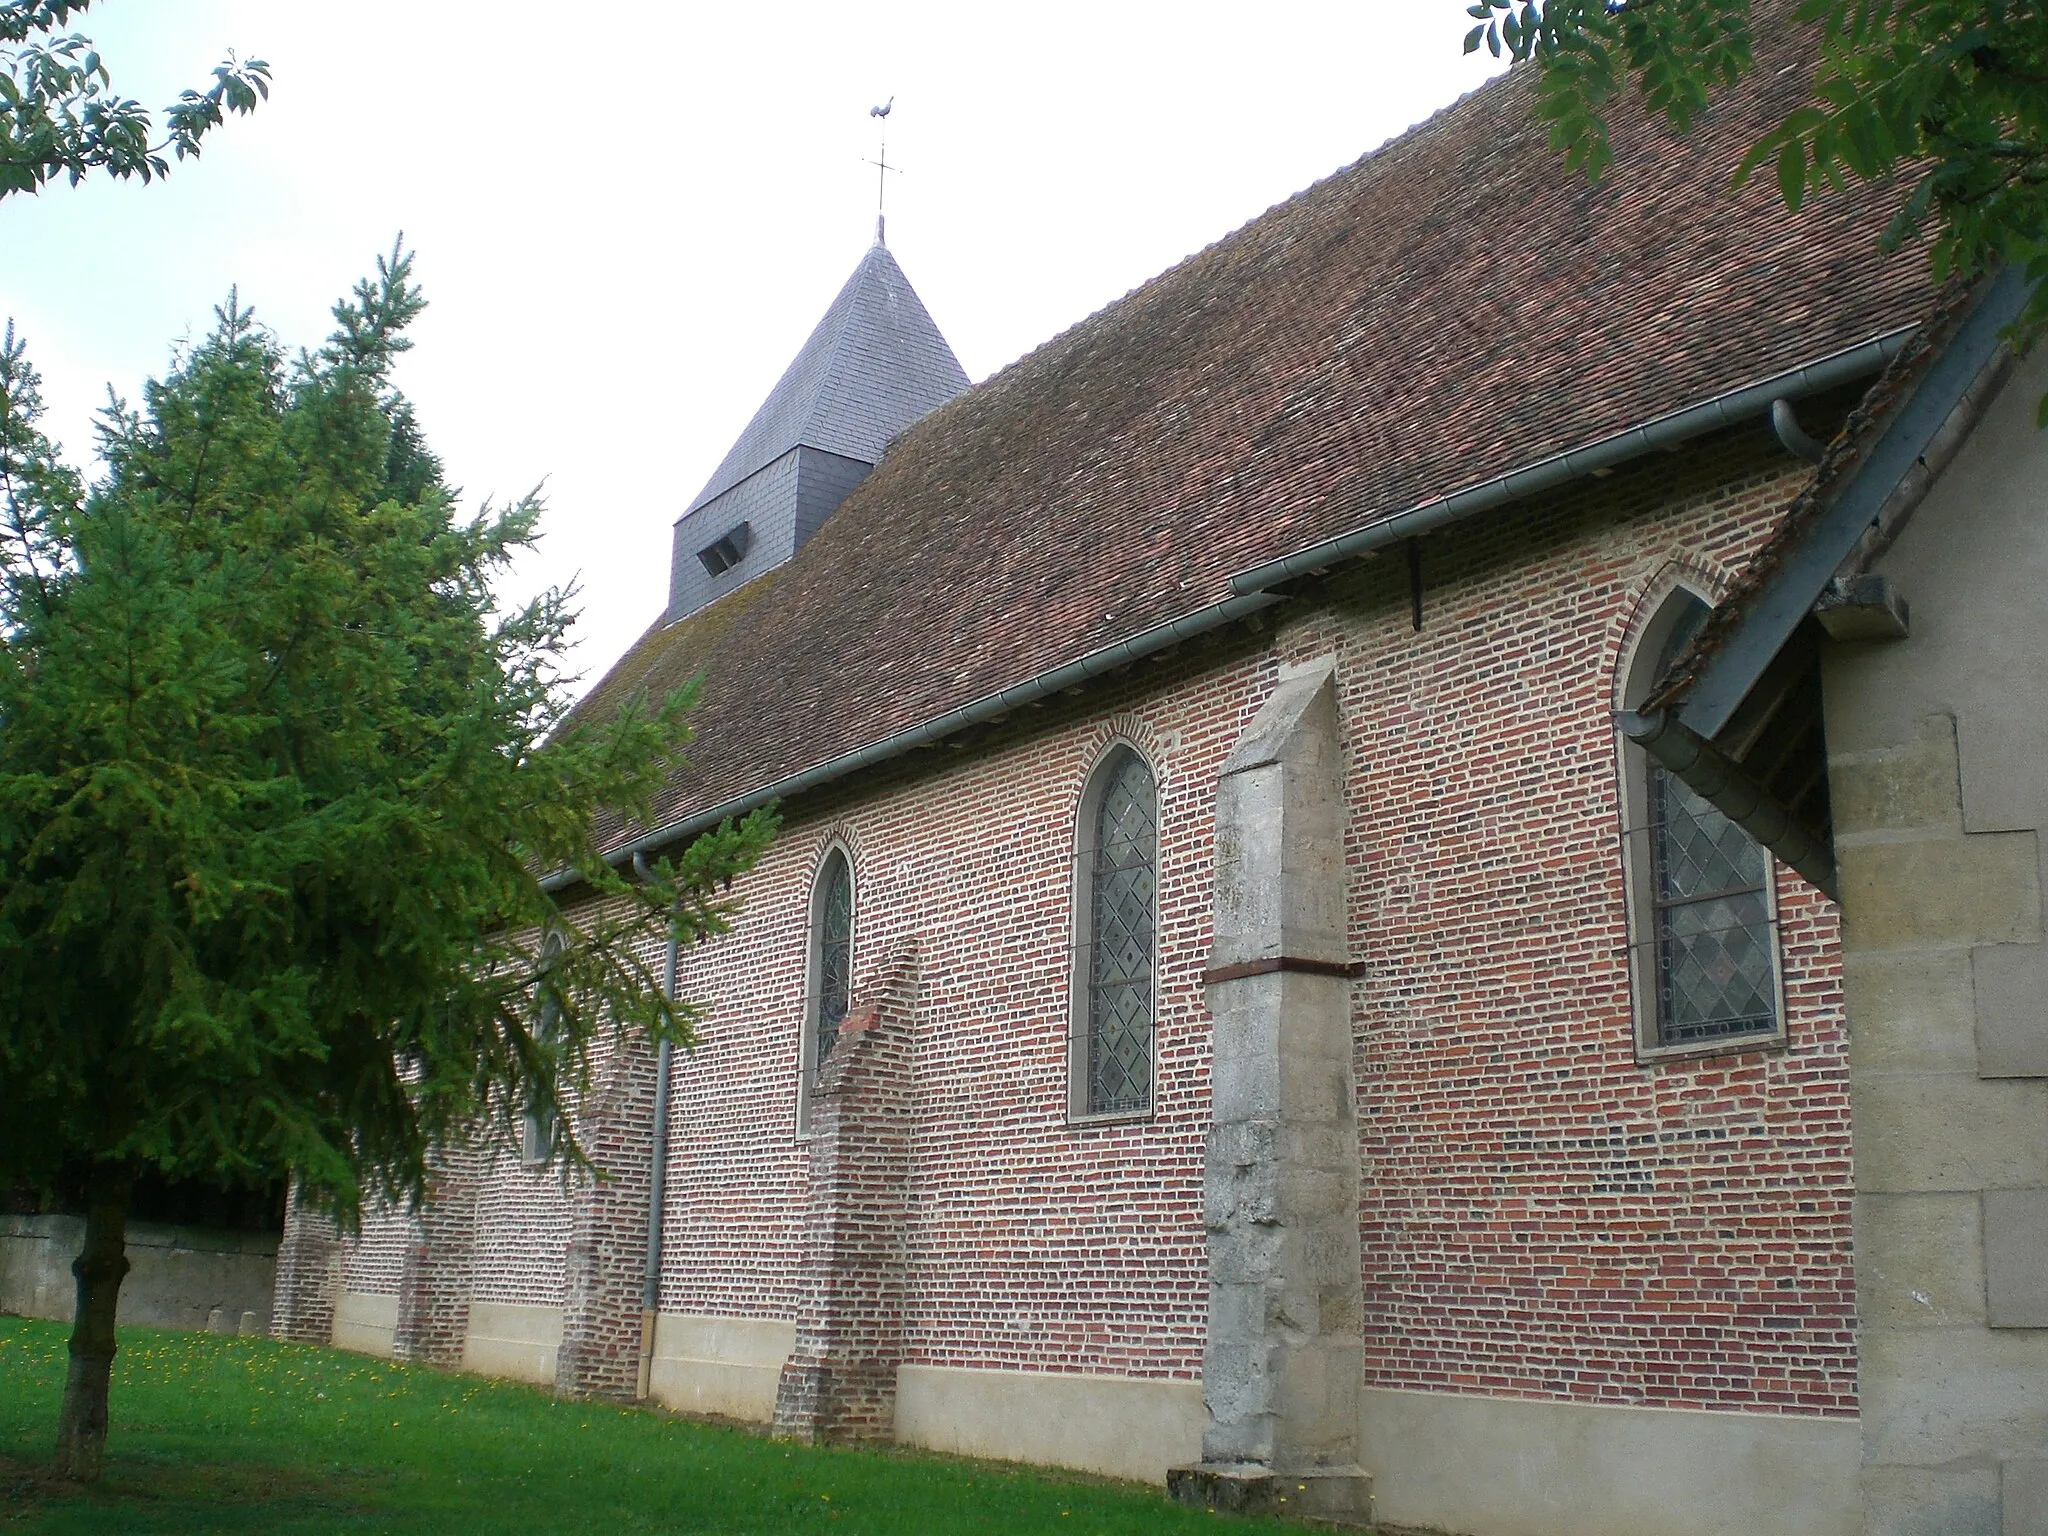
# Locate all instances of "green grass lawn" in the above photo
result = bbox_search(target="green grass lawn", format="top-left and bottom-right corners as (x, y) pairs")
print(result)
(0, 1317), (1289, 1534)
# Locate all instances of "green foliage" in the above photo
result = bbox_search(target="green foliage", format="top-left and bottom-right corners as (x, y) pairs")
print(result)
(0, 245), (777, 1227)
(1463, 0), (2048, 404)
(0, 0), (269, 199)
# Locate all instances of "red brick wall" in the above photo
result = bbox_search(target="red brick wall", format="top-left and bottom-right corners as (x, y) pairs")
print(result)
(469, 1152), (570, 1308)
(312, 424), (1856, 1420)
(340, 1203), (412, 1299)
(1327, 438), (1855, 1417)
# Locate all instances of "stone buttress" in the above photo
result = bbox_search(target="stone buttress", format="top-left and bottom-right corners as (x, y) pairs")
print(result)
(1169, 660), (1373, 1526)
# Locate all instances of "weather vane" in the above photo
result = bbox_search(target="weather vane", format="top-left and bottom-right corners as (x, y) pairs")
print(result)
(867, 96), (897, 246)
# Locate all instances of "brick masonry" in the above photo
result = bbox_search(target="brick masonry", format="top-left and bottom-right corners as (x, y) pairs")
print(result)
(289, 423), (1857, 1432)
(270, 1187), (340, 1346)
(555, 1030), (659, 1401)
(392, 1143), (481, 1368)
(773, 948), (917, 1441)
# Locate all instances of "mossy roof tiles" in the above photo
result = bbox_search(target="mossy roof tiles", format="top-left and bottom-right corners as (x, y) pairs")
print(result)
(589, 30), (1938, 855)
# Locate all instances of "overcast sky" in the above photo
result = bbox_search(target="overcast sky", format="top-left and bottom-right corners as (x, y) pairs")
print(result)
(1, 2), (1503, 691)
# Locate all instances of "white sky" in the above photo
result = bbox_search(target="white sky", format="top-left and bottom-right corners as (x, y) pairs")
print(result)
(0, 2), (1503, 692)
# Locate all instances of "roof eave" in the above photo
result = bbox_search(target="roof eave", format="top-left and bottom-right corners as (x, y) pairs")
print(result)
(1674, 265), (2035, 741)
(1228, 325), (1919, 598)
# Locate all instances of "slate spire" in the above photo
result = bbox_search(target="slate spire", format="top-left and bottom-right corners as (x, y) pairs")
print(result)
(668, 243), (968, 622)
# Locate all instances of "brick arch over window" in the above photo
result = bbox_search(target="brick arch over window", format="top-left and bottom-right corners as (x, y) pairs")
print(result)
(1068, 743), (1160, 1120)
(1614, 581), (1786, 1060)
(797, 840), (856, 1131)
(1605, 554), (1733, 711)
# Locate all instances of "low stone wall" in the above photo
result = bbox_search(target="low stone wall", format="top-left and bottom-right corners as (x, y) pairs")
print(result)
(0, 1214), (276, 1334)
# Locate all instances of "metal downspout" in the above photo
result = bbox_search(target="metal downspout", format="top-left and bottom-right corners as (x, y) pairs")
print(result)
(631, 851), (679, 1401)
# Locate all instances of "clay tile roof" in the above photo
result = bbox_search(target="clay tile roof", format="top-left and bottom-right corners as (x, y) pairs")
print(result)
(592, 25), (1939, 855)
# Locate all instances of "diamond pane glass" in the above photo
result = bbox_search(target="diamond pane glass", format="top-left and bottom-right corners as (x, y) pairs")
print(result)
(1650, 765), (1775, 1043)
(1089, 754), (1156, 1114)
(814, 852), (852, 1072)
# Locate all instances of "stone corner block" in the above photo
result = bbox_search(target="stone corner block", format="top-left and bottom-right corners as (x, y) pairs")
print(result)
(1839, 832), (2043, 955)
(1984, 1188), (2048, 1329)
(1861, 1461), (2000, 1536)
(1853, 1076), (2048, 1193)
(1166, 1462), (1373, 1528)
(1959, 712), (2048, 837)
(1975, 943), (2048, 1079)
(1830, 727), (1961, 836)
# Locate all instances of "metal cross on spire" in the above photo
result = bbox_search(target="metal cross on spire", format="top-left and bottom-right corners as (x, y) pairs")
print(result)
(867, 96), (897, 246)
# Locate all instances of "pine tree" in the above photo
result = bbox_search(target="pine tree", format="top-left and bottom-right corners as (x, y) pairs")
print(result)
(0, 245), (774, 1480)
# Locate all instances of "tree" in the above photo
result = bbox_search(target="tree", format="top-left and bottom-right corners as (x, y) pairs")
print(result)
(0, 246), (776, 1480)
(1464, 0), (2048, 403)
(2, 0), (269, 200)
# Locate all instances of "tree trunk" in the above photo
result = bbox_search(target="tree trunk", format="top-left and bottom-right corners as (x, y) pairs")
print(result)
(51, 1164), (133, 1482)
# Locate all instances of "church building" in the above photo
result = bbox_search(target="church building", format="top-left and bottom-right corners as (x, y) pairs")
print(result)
(272, 29), (2048, 1536)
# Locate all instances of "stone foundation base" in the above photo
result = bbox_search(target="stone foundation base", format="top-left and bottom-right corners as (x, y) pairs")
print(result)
(1167, 1462), (1374, 1526)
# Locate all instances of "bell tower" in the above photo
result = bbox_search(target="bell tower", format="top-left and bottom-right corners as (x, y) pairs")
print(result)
(667, 236), (967, 622)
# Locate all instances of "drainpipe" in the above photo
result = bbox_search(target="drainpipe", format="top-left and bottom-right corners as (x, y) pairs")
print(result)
(631, 851), (679, 1402)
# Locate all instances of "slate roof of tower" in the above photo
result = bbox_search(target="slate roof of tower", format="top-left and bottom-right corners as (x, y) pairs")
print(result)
(685, 241), (969, 514)
(585, 23), (1941, 856)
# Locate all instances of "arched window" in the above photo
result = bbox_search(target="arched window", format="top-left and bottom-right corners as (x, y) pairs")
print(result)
(522, 931), (567, 1164)
(1071, 747), (1159, 1118)
(804, 846), (854, 1099)
(1618, 588), (1783, 1055)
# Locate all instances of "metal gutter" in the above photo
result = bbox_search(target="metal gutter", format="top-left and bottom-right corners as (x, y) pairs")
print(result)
(542, 321), (1933, 893)
(1227, 327), (1916, 598)
(1616, 708), (1838, 898)
(1678, 266), (2034, 740)
(541, 587), (1288, 888)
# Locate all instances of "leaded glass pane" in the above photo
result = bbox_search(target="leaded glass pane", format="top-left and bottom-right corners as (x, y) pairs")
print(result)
(1650, 765), (1775, 1043)
(1089, 754), (1156, 1114)
(814, 852), (852, 1072)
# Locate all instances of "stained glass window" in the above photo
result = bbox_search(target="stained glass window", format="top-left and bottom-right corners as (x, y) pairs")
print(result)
(1087, 751), (1157, 1115)
(813, 849), (853, 1074)
(1631, 592), (1778, 1048)
(523, 932), (566, 1163)
(1649, 766), (1776, 1042)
